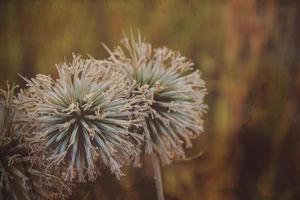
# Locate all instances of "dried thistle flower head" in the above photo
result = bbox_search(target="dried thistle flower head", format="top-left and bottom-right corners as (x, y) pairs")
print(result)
(103, 34), (208, 165)
(23, 54), (142, 182)
(0, 83), (70, 200)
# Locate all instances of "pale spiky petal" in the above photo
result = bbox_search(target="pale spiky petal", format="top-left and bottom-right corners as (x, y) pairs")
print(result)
(103, 34), (208, 165)
(23, 54), (141, 182)
(0, 84), (70, 200)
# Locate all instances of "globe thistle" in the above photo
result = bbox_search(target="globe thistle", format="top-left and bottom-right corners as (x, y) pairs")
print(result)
(102, 34), (208, 165)
(0, 83), (70, 200)
(22, 54), (142, 183)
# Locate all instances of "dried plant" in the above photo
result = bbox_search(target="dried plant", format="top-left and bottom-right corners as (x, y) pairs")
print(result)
(22, 54), (142, 183)
(100, 34), (207, 200)
(0, 83), (70, 200)
(1, 31), (207, 200)
(103, 34), (207, 165)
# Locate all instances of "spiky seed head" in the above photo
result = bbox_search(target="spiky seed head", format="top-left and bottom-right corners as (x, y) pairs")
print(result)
(23, 54), (142, 182)
(0, 83), (70, 200)
(103, 34), (208, 165)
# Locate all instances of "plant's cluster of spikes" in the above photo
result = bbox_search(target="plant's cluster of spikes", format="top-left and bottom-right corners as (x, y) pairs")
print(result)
(0, 84), (71, 200)
(0, 33), (207, 199)
(21, 54), (143, 182)
(101, 33), (207, 165)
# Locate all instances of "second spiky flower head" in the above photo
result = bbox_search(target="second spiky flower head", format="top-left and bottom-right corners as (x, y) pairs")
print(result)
(102, 33), (208, 165)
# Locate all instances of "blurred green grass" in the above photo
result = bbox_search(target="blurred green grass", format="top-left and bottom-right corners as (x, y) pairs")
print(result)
(1, 0), (300, 199)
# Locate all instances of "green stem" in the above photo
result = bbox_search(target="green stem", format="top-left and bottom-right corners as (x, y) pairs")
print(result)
(152, 154), (165, 200)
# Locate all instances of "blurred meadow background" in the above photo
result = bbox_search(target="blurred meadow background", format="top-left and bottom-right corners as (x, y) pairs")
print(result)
(1, 0), (300, 199)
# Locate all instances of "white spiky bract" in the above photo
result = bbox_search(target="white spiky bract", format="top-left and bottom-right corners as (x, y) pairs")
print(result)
(0, 84), (70, 200)
(103, 34), (207, 165)
(23, 54), (142, 182)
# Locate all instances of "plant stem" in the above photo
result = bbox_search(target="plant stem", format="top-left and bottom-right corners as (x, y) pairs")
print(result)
(152, 154), (165, 200)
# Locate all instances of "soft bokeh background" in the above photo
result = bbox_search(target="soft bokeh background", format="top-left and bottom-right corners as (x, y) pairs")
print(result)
(1, 0), (300, 199)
